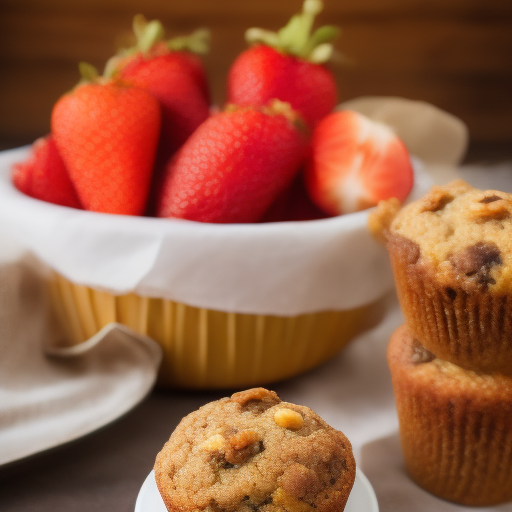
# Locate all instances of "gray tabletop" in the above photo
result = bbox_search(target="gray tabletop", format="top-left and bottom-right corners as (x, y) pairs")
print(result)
(0, 390), (225, 511)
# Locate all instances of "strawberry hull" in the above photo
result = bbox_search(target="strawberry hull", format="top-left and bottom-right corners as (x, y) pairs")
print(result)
(157, 107), (308, 223)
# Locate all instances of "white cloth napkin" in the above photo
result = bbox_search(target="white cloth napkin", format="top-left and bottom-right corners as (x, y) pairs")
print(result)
(0, 247), (162, 466)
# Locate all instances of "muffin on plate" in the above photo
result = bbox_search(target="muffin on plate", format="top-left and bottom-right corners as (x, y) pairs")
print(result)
(388, 324), (512, 506)
(154, 387), (356, 512)
(371, 180), (512, 374)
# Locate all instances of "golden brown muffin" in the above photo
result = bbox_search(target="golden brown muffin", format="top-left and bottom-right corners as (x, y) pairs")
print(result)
(371, 180), (512, 374)
(154, 388), (355, 512)
(388, 324), (512, 506)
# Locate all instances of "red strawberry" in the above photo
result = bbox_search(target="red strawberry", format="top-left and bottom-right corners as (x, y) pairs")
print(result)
(261, 172), (329, 222)
(51, 64), (161, 215)
(227, 0), (339, 129)
(306, 110), (414, 215)
(157, 101), (308, 223)
(11, 135), (82, 208)
(108, 15), (211, 157)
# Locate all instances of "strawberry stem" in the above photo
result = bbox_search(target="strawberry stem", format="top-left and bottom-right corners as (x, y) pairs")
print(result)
(132, 14), (165, 54)
(245, 0), (340, 63)
(103, 15), (210, 77)
(167, 29), (210, 55)
(78, 62), (100, 83)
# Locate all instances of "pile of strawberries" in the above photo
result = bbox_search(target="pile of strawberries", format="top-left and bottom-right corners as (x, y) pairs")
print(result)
(12, 1), (414, 223)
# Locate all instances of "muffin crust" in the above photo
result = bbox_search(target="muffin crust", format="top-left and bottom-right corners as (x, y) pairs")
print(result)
(388, 180), (512, 293)
(155, 388), (355, 512)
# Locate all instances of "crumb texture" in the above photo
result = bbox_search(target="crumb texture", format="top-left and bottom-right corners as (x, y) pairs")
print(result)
(154, 388), (355, 512)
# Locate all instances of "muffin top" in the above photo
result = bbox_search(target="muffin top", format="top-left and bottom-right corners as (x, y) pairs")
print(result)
(371, 180), (512, 292)
(388, 325), (512, 400)
(154, 388), (355, 512)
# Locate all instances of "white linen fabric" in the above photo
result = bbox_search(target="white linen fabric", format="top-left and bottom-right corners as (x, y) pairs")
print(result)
(0, 243), (162, 466)
(0, 148), (432, 316)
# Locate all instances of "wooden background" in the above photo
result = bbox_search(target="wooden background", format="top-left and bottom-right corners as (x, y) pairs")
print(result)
(1, 0), (511, 159)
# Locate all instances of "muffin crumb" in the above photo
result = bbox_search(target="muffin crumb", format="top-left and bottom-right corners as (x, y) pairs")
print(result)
(410, 339), (436, 364)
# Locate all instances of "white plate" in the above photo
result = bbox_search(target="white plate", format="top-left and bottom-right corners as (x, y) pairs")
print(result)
(135, 468), (379, 512)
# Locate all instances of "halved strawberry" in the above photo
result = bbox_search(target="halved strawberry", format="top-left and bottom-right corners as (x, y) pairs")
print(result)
(306, 110), (414, 215)
(11, 135), (82, 209)
(157, 101), (308, 223)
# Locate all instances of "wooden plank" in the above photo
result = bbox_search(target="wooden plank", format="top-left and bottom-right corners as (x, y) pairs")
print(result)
(2, 61), (510, 145)
(0, 2), (510, 147)
(2, 0), (511, 18)
(1, 14), (510, 74)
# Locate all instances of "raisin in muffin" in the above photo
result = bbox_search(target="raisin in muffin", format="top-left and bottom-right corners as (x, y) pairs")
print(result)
(154, 388), (356, 512)
(370, 180), (512, 374)
(387, 324), (512, 506)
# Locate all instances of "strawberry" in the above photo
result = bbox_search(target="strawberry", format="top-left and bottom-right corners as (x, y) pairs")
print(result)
(11, 135), (82, 208)
(157, 101), (308, 223)
(306, 110), (414, 215)
(107, 15), (211, 157)
(51, 63), (161, 215)
(261, 172), (329, 222)
(227, 0), (339, 129)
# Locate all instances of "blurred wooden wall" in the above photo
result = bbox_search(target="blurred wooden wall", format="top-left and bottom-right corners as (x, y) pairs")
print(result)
(1, 0), (511, 157)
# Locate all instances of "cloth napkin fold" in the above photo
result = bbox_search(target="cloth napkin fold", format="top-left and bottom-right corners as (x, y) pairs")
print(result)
(0, 256), (161, 466)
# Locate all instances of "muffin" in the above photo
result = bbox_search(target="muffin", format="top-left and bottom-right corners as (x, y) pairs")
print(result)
(371, 180), (512, 374)
(154, 387), (356, 512)
(387, 324), (512, 506)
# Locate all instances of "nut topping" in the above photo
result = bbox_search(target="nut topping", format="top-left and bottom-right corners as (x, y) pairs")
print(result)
(231, 388), (280, 405)
(230, 430), (260, 451)
(468, 198), (511, 222)
(420, 186), (454, 213)
(200, 434), (228, 453)
(274, 408), (304, 430)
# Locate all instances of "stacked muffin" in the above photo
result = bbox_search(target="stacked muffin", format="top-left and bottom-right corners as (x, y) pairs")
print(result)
(371, 180), (512, 506)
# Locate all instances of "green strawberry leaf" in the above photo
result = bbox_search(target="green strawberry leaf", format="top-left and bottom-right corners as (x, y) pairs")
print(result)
(245, 0), (338, 63)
